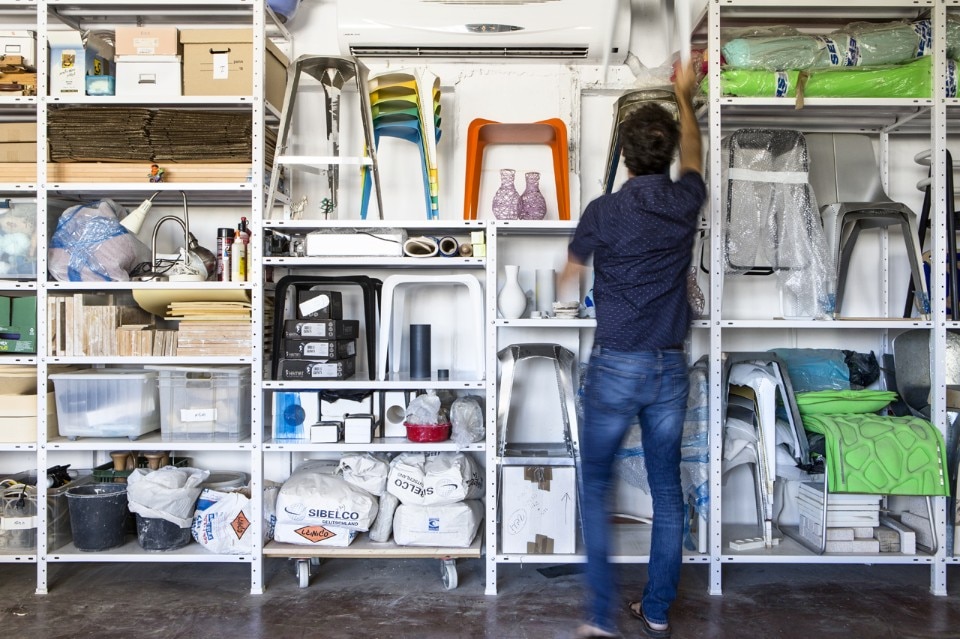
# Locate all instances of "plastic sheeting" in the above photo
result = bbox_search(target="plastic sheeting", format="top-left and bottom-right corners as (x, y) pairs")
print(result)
(722, 129), (832, 319)
(714, 55), (937, 99)
(612, 357), (710, 524)
(722, 19), (932, 70)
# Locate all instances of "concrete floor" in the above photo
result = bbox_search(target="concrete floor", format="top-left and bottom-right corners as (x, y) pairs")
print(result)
(2, 559), (960, 638)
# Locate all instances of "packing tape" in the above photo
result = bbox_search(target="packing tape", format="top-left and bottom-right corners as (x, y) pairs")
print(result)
(437, 236), (459, 257)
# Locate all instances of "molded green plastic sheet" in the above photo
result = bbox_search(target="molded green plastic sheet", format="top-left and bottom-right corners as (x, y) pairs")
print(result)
(802, 413), (949, 496)
(710, 56), (934, 99)
(795, 390), (898, 416)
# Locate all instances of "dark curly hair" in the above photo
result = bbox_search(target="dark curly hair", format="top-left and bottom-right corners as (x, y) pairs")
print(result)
(619, 103), (679, 176)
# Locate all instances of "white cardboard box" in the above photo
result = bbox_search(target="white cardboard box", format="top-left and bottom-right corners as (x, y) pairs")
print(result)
(48, 30), (114, 96)
(306, 231), (405, 257)
(115, 55), (182, 97)
(500, 465), (577, 554)
(0, 392), (56, 443)
(343, 413), (375, 444)
(0, 30), (36, 68)
(272, 391), (319, 441)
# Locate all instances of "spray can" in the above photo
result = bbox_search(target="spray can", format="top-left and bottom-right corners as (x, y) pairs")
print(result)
(231, 229), (247, 282)
(216, 228), (234, 282)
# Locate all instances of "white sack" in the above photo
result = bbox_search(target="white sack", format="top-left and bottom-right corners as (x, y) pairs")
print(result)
(368, 491), (400, 543)
(191, 489), (253, 554)
(127, 466), (210, 528)
(387, 452), (483, 506)
(338, 453), (390, 496)
(393, 500), (483, 547)
(276, 470), (379, 532)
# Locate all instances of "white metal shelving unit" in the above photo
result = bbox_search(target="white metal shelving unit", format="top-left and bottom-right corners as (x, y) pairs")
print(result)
(0, 0), (282, 595)
(706, 0), (950, 596)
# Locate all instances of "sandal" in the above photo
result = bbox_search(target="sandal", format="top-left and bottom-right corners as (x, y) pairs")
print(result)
(628, 602), (672, 639)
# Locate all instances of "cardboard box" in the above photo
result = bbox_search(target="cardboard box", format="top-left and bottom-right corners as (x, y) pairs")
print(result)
(278, 357), (356, 380)
(0, 122), (36, 143)
(310, 421), (343, 443)
(344, 413), (376, 444)
(0, 392), (56, 443)
(282, 338), (356, 360)
(116, 55), (182, 97)
(0, 31), (36, 68)
(179, 30), (286, 104)
(321, 394), (373, 421)
(500, 465), (577, 554)
(180, 29), (288, 107)
(114, 26), (179, 56)
(0, 142), (36, 162)
(48, 30), (114, 96)
(0, 295), (36, 352)
(296, 290), (343, 320)
(283, 319), (359, 340)
(272, 391), (318, 441)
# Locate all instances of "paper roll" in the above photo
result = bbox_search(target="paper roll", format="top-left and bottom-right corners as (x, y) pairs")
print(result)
(437, 236), (459, 257)
(403, 236), (439, 257)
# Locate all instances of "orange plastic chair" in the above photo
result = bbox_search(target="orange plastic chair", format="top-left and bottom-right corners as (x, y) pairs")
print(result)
(463, 118), (570, 220)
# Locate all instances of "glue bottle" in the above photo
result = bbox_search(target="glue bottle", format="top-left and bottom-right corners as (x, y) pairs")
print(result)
(231, 229), (246, 282)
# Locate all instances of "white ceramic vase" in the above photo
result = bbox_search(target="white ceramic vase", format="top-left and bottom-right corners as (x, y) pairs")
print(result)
(498, 265), (527, 319)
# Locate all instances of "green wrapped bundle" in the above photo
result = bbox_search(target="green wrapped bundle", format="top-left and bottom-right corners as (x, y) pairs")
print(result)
(722, 19), (931, 70)
(710, 56), (932, 98)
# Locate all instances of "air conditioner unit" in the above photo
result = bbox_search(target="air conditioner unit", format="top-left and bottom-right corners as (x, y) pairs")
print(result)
(337, 0), (631, 63)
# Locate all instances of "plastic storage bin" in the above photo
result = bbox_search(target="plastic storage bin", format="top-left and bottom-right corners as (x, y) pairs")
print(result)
(50, 368), (160, 440)
(0, 471), (94, 552)
(152, 366), (251, 441)
(0, 199), (38, 279)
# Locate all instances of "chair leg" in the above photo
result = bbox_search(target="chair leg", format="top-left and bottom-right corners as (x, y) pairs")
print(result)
(463, 120), (486, 220)
(900, 217), (931, 318)
(834, 222), (864, 317)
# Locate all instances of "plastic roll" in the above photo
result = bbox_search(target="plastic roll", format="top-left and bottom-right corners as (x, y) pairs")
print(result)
(437, 236), (459, 257)
(403, 236), (439, 257)
(409, 324), (431, 379)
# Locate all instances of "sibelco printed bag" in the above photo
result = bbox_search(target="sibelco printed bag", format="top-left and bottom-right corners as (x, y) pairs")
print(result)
(387, 452), (483, 506)
(275, 469), (379, 546)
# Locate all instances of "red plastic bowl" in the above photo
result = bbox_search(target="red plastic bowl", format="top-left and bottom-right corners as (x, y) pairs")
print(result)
(404, 421), (451, 442)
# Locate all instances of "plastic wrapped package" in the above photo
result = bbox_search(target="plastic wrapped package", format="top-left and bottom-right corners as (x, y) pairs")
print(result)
(714, 55), (933, 99)
(722, 19), (931, 70)
(450, 396), (485, 447)
(722, 129), (831, 318)
(48, 199), (151, 282)
(613, 358), (710, 524)
(948, 14), (960, 60)
(768, 348), (851, 392)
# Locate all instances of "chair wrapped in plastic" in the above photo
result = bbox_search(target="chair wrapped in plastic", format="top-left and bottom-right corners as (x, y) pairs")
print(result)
(723, 129), (832, 318)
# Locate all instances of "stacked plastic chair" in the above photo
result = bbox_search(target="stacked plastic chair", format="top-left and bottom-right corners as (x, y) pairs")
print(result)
(361, 69), (442, 219)
(602, 89), (678, 194)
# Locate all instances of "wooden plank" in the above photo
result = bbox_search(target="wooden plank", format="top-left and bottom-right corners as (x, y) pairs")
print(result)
(263, 535), (483, 559)
(0, 163), (36, 181)
(47, 162), (252, 183)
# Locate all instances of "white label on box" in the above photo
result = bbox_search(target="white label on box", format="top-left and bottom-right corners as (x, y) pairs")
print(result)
(302, 343), (330, 357)
(300, 324), (329, 337)
(299, 294), (330, 317)
(1, 515), (36, 530)
(180, 408), (217, 422)
(4, 43), (22, 54)
(308, 364), (338, 377)
(133, 37), (159, 54)
(213, 52), (229, 79)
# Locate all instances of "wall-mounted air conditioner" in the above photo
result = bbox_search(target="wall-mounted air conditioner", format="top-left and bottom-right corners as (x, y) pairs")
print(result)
(337, 0), (631, 63)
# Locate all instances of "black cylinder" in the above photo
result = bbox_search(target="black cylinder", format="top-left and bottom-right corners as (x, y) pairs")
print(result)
(409, 324), (431, 380)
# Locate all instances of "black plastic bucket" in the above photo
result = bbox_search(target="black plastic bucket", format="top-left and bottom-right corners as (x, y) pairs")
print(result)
(135, 514), (191, 551)
(65, 483), (128, 551)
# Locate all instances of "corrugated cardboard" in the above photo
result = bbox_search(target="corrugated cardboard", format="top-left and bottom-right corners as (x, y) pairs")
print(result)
(0, 122), (37, 143)
(114, 26), (179, 56)
(500, 466), (577, 554)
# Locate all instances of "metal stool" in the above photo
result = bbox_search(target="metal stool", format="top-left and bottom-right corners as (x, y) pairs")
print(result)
(266, 55), (383, 220)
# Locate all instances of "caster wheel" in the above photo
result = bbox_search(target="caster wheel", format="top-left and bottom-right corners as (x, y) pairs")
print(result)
(441, 559), (458, 590)
(297, 560), (310, 588)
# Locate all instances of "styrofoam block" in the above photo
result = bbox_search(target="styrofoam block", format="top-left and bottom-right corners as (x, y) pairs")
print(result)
(853, 526), (875, 539)
(900, 511), (935, 552)
(826, 527), (854, 541)
(825, 538), (880, 553)
(382, 390), (408, 438)
(879, 515), (917, 555)
(730, 537), (765, 551)
(875, 525), (901, 553)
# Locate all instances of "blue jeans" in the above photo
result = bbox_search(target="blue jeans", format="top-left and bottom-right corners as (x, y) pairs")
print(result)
(580, 346), (688, 633)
